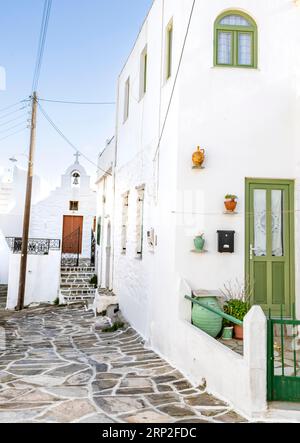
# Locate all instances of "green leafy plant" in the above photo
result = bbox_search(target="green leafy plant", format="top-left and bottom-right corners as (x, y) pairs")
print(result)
(221, 279), (252, 324)
(224, 299), (250, 322)
(53, 297), (60, 306)
(225, 194), (238, 201)
(102, 322), (125, 333)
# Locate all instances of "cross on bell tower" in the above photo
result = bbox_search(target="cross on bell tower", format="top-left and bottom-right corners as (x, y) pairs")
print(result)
(74, 151), (81, 164)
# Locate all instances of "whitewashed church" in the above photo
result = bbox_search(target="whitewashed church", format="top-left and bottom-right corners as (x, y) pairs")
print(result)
(3, 154), (96, 309)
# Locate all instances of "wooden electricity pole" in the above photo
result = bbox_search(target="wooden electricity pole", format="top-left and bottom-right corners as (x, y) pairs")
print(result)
(16, 92), (38, 311)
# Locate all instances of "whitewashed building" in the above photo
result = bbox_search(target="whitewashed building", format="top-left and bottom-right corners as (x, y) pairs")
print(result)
(5, 155), (96, 309)
(0, 164), (43, 284)
(99, 0), (300, 417)
(95, 138), (115, 291)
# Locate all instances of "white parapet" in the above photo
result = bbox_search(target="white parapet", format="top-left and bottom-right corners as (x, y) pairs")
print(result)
(169, 280), (268, 419)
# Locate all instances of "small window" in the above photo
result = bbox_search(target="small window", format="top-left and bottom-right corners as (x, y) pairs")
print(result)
(70, 201), (79, 211)
(124, 77), (130, 122)
(140, 46), (148, 99)
(166, 20), (173, 80)
(121, 192), (129, 253)
(214, 11), (257, 68)
(136, 186), (145, 258)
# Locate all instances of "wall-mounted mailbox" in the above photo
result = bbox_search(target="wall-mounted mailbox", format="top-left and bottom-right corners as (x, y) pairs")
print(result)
(217, 230), (235, 253)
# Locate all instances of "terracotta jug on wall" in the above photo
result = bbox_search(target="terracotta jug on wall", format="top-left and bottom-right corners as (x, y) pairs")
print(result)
(192, 146), (205, 168)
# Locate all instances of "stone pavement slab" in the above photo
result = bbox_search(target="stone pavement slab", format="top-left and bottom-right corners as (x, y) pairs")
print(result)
(0, 305), (247, 423)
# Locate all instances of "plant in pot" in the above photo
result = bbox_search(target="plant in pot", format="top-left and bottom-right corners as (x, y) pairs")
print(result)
(224, 194), (238, 213)
(221, 279), (251, 340)
(194, 233), (205, 251)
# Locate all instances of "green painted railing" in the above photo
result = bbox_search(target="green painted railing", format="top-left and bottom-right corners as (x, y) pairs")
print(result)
(185, 295), (243, 327)
(267, 304), (300, 402)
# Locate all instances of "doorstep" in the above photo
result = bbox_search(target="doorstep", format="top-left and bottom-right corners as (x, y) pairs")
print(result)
(263, 402), (300, 422)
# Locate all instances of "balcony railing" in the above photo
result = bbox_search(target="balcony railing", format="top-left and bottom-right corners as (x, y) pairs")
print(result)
(6, 237), (61, 255)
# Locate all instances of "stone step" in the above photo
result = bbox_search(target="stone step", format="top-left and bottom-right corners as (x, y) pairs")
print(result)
(61, 267), (95, 273)
(61, 289), (96, 296)
(60, 273), (95, 278)
(60, 283), (95, 289)
(60, 278), (94, 283)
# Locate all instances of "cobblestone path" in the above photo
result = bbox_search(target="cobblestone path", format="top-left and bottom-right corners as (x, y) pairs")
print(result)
(0, 306), (247, 423)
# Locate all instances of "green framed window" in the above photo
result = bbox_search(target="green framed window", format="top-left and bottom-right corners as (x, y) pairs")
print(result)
(214, 11), (257, 68)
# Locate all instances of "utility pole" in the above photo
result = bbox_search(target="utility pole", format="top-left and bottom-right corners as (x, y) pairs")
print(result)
(16, 92), (38, 311)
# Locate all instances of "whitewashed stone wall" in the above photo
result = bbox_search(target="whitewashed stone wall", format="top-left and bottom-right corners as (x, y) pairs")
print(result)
(110, 0), (300, 414)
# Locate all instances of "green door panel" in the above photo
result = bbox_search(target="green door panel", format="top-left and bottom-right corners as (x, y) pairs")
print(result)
(245, 179), (295, 318)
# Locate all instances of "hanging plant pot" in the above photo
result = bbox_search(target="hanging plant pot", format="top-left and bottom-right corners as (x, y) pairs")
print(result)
(192, 296), (223, 338)
(224, 195), (238, 213)
(225, 200), (237, 212)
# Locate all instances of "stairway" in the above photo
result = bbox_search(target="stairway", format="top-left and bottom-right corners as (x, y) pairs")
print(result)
(60, 267), (96, 305)
(0, 285), (7, 310)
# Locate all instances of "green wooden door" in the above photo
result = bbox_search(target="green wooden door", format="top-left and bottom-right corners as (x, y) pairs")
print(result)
(246, 179), (295, 317)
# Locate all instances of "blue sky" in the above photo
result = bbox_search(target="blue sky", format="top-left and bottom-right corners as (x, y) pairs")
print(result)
(0, 0), (152, 187)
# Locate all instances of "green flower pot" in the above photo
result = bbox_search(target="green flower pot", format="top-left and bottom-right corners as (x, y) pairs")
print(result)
(192, 296), (223, 338)
(194, 236), (205, 251)
(222, 327), (234, 341)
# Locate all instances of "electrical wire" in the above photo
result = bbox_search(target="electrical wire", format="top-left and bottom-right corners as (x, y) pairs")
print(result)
(153, 0), (196, 161)
(0, 121), (30, 135)
(39, 98), (116, 105)
(0, 127), (28, 143)
(32, 0), (52, 92)
(0, 101), (24, 114)
(0, 106), (28, 120)
(0, 114), (29, 128)
(38, 103), (112, 176)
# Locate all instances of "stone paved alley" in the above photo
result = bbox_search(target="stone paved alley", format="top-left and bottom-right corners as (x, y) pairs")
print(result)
(0, 305), (247, 423)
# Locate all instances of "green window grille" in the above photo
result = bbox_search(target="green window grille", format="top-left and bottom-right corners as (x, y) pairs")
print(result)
(214, 11), (257, 68)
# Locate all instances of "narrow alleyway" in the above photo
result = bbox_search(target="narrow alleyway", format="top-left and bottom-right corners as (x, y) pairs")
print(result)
(0, 305), (247, 423)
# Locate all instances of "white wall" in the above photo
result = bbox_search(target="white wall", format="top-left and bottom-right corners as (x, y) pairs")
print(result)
(107, 0), (300, 414)
(0, 230), (9, 284)
(96, 138), (115, 289)
(6, 251), (61, 309)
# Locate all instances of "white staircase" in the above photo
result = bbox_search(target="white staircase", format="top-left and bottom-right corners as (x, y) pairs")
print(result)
(60, 267), (96, 304)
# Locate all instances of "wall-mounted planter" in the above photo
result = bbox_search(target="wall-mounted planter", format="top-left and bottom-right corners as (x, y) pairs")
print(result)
(224, 195), (238, 213)
(194, 235), (205, 251)
(192, 146), (205, 169)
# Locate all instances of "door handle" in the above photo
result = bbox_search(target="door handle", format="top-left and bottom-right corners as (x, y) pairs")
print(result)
(250, 244), (257, 260)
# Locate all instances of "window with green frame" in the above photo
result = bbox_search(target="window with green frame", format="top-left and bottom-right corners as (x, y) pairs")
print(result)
(214, 11), (257, 68)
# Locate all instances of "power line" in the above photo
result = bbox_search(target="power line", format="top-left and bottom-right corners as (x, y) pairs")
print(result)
(0, 101), (24, 114)
(0, 114), (29, 128)
(0, 106), (28, 120)
(0, 121), (30, 135)
(0, 127), (28, 143)
(153, 0), (196, 161)
(32, 0), (52, 92)
(39, 98), (116, 105)
(38, 103), (112, 176)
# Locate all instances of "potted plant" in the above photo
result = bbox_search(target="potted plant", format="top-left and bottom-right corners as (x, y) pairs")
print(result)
(221, 280), (251, 340)
(224, 194), (238, 213)
(194, 233), (205, 251)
